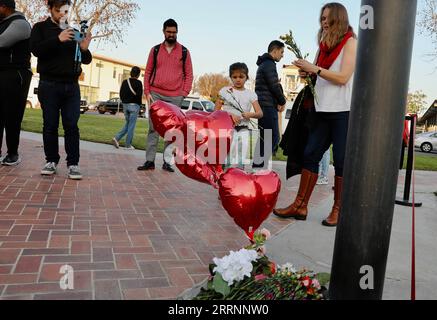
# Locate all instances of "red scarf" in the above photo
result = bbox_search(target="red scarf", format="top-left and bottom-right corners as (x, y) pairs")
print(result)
(317, 28), (354, 69)
(301, 28), (354, 110)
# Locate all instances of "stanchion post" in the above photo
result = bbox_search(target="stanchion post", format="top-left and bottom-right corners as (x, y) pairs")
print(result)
(396, 115), (423, 207)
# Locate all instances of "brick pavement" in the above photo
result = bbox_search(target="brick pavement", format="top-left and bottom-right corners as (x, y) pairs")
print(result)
(0, 137), (332, 300)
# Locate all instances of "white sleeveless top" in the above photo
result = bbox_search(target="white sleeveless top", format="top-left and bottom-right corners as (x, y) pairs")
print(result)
(315, 48), (354, 113)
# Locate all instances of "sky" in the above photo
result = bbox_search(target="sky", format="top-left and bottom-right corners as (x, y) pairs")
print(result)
(93, 0), (437, 107)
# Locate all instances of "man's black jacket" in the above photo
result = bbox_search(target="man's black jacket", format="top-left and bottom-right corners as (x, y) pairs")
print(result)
(30, 18), (92, 82)
(255, 53), (286, 108)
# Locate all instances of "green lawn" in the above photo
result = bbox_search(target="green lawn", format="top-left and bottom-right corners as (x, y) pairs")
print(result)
(22, 108), (165, 152)
(21, 109), (437, 171)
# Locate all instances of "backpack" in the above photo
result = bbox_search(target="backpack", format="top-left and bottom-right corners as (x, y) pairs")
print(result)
(149, 44), (188, 86)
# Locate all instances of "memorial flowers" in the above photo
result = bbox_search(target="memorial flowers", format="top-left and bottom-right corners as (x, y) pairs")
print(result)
(193, 228), (329, 300)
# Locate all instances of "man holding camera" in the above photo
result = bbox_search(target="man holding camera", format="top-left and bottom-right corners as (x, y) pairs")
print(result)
(30, 0), (92, 180)
(0, 0), (32, 166)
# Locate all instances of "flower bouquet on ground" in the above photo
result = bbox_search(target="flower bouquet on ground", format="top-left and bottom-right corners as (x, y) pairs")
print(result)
(193, 229), (329, 300)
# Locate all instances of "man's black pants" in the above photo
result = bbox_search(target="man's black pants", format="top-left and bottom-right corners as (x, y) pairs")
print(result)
(0, 69), (32, 157)
(38, 80), (81, 166)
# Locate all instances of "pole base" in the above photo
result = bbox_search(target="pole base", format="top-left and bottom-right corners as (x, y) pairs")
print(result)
(395, 199), (423, 207)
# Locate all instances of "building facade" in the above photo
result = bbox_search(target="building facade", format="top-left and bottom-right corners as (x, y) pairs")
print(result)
(281, 64), (305, 102)
(419, 100), (437, 132)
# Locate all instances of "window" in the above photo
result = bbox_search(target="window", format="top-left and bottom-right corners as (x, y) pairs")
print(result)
(181, 100), (190, 110)
(202, 101), (215, 112)
(122, 69), (130, 82)
(79, 85), (99, 104)
(193, 101), (203, 111)
(285, 109), (292, 120)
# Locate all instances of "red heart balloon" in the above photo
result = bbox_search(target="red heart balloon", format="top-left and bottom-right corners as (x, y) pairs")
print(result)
(175, 148), (224, 188)
(185, 110), (233, 165)
(175, 111), (233, 187)
(218, 168), (282, 236)
(149, 100), (186, 140)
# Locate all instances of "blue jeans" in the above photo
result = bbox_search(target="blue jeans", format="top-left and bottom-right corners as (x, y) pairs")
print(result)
(319, 149), (330, 179)
(115, 103), (140, 147)
(38, 80), (81, 166)
(253, 107), (279, 167)
(304, 112), (349, 177)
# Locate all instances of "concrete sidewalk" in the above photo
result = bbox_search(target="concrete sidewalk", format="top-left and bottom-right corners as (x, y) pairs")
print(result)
(265, 171), (437, 300)
(1, 132), (436, 300)
(1, 132), (331, 300)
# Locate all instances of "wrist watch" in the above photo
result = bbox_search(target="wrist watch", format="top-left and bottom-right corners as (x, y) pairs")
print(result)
(317, 68), (322, 76)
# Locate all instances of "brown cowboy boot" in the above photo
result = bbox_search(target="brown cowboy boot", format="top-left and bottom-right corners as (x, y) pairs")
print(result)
(322, 176), (343, 227)
(273, 169), (318, 220)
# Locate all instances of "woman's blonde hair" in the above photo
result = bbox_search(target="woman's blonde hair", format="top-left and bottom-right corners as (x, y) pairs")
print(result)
(318, 2), (357, 50)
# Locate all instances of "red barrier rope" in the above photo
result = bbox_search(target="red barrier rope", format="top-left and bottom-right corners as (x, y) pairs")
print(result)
(411, 115), (417, 301)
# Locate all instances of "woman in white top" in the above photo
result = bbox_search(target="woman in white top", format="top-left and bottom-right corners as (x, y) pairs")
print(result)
(274, 3), (357, 227)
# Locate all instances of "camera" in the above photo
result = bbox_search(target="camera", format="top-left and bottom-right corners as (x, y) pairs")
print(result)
(73, 20), (89, 43)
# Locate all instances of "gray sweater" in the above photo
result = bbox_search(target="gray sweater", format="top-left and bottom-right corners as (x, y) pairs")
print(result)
(0, 12), (31, 49)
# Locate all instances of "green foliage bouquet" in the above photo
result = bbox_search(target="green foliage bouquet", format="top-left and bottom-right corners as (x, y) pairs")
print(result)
(193, 229), (329, 300)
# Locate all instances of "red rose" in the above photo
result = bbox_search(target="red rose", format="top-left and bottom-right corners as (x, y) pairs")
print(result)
(307, 287), (315, 296)
(302, 276), (312, 287)
(270, 262), (277, 275)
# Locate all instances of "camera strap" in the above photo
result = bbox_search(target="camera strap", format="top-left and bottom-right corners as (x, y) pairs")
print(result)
(74, 42), (82, 74)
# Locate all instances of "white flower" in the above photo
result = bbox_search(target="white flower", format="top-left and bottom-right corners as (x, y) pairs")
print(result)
(278, 263), (297, 273)
(213, 249), (259, 286)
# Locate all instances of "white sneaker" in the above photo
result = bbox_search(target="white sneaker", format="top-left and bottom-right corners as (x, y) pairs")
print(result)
(112, 137), (120, 149)
(68, 165), (83, 180)
(124, 146), (135, 150)
(317, 177), (329, 185)
(41, 162), (57, 175)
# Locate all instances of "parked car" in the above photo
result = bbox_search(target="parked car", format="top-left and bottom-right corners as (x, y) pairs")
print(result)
(97, 98), (146, 117)
(415, 131), (437, 153)
(80, 100), (88, 114)
(181, 97), (215, 113)
(87, 103), (98, 111)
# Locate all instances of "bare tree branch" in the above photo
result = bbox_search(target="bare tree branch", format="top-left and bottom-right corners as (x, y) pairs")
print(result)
(15, 0), (140, 45)
(418, 0), (437, 59)
(407, 90), (428, 114)
(194, 73), (232, 102)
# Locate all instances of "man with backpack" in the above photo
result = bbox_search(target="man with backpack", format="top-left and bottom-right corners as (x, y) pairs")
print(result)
(137, 18), (193, 173)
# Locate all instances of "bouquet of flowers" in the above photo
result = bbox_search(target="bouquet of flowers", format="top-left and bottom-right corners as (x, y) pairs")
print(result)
(193, 228), (329, 300)
(280, 30), (317, 105)
(219, 88), (261, 130)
